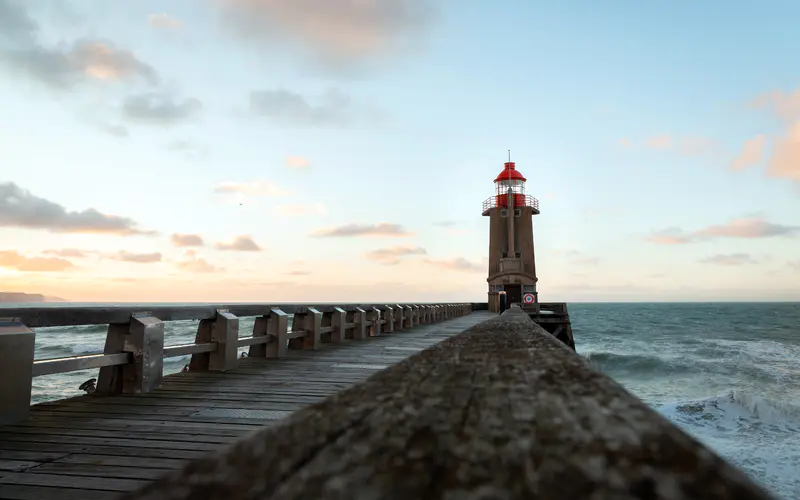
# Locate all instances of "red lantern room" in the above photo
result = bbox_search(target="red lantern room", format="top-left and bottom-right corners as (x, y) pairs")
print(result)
(482, 160), (540, 216)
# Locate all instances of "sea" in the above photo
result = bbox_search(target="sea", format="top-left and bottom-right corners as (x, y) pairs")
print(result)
(2, 301), (799, 499)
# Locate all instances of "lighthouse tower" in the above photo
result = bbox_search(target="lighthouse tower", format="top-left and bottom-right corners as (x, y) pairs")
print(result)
(482, 156), (540, 312)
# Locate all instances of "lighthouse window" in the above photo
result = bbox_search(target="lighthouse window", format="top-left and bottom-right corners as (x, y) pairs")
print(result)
(500, 209), (508, 218)
(514, 209), (521, 217)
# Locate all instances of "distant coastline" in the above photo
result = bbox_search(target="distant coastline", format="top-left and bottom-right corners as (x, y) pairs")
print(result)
(0, 292), (67, 303)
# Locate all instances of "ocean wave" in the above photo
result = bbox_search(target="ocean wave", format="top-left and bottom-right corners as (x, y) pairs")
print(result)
(582, 350), (697, 375)
(660, 388), (800, 430)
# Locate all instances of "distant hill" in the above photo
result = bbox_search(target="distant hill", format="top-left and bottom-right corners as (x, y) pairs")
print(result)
(0, 292), (67, 303)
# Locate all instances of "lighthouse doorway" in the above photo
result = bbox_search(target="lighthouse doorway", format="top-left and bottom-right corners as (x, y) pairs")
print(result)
(505, 284), (522, 305)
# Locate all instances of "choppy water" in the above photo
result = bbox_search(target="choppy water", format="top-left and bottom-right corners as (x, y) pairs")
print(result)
(2, 302), (799, 498)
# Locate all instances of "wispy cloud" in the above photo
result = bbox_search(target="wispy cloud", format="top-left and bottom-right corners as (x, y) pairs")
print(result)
(0, 250), (74, 272)
(731, 135), (767, 171)
(215, 235), (262, 252)
(700, 253), (757, 266)
(365, 245), (427, 265)
(646, 217), (799, 244)
(174, 250), (220, 273)
(42, 248), (91, 258)
(213, 181), (291, 198)
(113, 251), (162, 263)
(170, 233), (205, 247)
(553, 249), (600, 266)
(0, 182), (154, 236)
(310, 222), (411, 237)
(285, 156), (310, 169)
(149, 13), (183, 30)
(424, 257), (483, 273)
(122, 93), (202, 125)
(217, 0), (436, 70)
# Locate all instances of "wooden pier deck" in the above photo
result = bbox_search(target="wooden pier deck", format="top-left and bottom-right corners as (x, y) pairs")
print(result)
(0, 311), (494, 500)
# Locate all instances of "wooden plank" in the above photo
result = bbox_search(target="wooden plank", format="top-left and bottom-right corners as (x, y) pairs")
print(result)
(0, 484), (118, 500)
(15, 421), (253, 438)
(0, 442), (208, 460)
(23, 417), (262, 433)
(0, 471), (144, 492)
(0, 434), (221, 452)
(0, 460), (38, 472)
(32, 353), (130, 377)
(28, 463), (168, 480)
(24, 410), (277, 426)
(0, 451), (68, 462)
(55, 454), (184, 470)
(0, 427), (235, 445)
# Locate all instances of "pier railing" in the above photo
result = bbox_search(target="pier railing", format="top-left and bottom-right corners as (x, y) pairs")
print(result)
(0, 303), (474, 426)
(121, 305), (774, 500)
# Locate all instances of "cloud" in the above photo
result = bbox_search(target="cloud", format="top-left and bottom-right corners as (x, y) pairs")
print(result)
(424, 257), (483, 273)
(174, 250), (220, 273)
(214, 235), (262, 251)
(170, 233), (205, 247)
(213, 181), (291, 198)
(217, 0), (435, 69)
(749, 87), (800, 122)
(310, 222), (411, 238)
(645, 135), (672, 150)
(42, 248), (89, 258)
(149, 13), (183, 30)
(432, 221), (457, 227)
(645, 217), (799, 244)
(0, 250), (74, 272)
(285, 156), (310, 169)
(122, 93), (202, 124)
(0, 182), (154, 235)
(678, 137), (717, 157)
(113, 251), (162, 263)
(699, 253), (757, 266)
(0, 3), (159, 89)
(273, 203), (327, 216)
(99, 123), (130, 138)
(731, 135), (767, 171)
(284, 270), (311, 276)
(250, 88), (361, 127)
(618, 137), (633, 149)
(790, 260), (800, 272)
(365, 245), (427, 265)
(767, 121), (800, 183)
(164, 139), (208, 158)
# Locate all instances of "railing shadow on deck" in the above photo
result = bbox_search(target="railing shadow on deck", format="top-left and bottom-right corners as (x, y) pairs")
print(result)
(119, 305), (774, 500)
(0, 303), (475, 426)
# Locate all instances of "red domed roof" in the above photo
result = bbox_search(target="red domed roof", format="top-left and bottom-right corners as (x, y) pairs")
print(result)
(493, 161), (526, 183)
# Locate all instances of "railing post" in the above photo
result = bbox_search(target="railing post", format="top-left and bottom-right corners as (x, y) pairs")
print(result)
(403, 305), (413, 328)
(367, 307), (381, 336)
(393, 304), (404, 331)
(383, 305), (395, 333)
(0, 318), (35, 426)
(352, 307), (367, 340)
(209, 310), (239, 371)
(97, 314), (164, 394)
(411, 305), (420, 326)
(295, 307), (322, 349)
(423, 305), (431, 324)
(331, 307), (346, 344)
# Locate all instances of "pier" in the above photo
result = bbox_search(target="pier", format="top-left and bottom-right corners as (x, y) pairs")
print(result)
(0, 303), (484, 498)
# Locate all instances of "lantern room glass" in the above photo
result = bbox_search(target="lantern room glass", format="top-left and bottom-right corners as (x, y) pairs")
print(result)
(495, 179), (525, 196)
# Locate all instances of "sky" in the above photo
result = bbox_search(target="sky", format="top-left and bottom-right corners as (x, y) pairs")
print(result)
(0, 0), (798, 303)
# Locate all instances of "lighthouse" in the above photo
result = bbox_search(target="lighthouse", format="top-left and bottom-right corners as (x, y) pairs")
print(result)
(482, 156), (540, 312)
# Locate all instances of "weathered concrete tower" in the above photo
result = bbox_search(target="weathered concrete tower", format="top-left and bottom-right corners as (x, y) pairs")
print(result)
(482, 157), (540, 313)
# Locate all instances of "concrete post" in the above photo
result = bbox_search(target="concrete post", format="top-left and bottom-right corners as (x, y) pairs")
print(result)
(0, 318), (34, 426)
(352, 308), (367, 340)
(209, 310), (239, 371)
(331, 307), (346, 344)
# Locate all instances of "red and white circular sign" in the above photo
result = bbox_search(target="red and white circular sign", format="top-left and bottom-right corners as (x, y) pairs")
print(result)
(523, 293), (535, 304)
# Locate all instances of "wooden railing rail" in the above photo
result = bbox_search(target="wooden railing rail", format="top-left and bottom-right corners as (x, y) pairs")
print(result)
(121, 305), (775, 500)
(0, 303), (476, 426)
